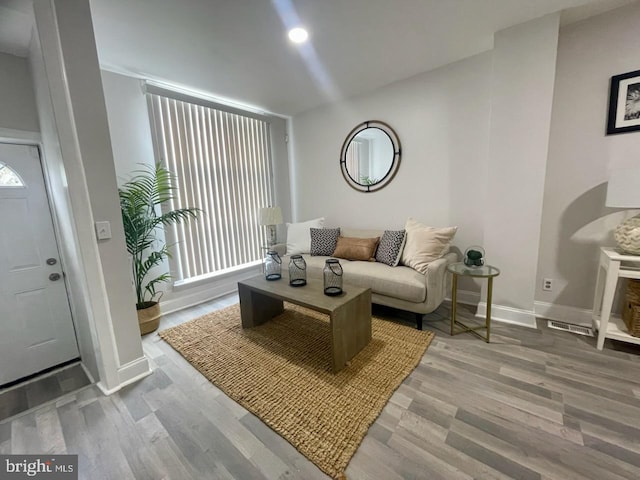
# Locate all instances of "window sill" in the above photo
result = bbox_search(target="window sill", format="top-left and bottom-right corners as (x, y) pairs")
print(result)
(172, 261), (261, 291)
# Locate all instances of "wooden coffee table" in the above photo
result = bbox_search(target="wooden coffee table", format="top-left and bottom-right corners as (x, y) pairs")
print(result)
(238, 274), (372, 373)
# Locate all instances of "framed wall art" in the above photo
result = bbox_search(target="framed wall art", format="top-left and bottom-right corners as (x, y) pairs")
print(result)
(607, 69), (640, 135)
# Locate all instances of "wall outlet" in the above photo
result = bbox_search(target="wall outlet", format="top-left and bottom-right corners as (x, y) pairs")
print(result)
(543, 278), (553, 291)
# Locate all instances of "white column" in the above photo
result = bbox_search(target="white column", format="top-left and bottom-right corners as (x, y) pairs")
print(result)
(480, 13), (560, 327)
(32, 0), (150, 392)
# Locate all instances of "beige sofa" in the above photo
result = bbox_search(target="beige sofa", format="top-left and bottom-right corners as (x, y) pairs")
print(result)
(276, 228), (458, 330)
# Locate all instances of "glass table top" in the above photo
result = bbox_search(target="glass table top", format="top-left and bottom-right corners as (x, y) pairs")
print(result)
(447, 262), (500, 277)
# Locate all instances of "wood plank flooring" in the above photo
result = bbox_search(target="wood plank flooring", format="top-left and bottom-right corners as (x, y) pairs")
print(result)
(2, 293), (640, 479)
(0, 362), (90, 421)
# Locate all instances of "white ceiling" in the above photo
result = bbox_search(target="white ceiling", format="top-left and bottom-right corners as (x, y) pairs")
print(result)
(0, 0), (637, 115)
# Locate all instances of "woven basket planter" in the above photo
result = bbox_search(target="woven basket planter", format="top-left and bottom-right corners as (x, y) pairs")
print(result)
(137, 301), (161, 335)
(623, 280), (640, 337)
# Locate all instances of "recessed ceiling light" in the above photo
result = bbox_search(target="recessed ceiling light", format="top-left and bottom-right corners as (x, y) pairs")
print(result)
(288, 27), (308, 44)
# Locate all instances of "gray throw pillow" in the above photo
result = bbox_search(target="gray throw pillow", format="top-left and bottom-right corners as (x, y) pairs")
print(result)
(375, 230), (406, 266)
(310, 228), (340, 256)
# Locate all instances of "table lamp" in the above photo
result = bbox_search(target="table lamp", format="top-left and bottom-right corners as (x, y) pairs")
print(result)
(606, 167), (640, 255)
(259, 206), (283, 247)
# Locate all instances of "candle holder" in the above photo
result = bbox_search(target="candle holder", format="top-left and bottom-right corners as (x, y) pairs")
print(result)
(289, 254), (307, 287)
(264, 250), (282, 281)
(323, 258), (343, 296)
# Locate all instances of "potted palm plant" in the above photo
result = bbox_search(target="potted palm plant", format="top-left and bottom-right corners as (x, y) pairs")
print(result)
(119, 163), (199, 335)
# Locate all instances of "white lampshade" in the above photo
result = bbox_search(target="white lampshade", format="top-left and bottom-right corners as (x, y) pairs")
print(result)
(258, 206), (283, 226)
(606, 167), (640, 208)
(606, 167), (640, 255)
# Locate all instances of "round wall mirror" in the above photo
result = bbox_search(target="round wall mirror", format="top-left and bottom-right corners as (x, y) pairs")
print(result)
(340, 120), (401, 192)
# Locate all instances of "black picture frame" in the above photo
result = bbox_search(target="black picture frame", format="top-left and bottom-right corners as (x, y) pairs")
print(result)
(607, 69), (640, 135)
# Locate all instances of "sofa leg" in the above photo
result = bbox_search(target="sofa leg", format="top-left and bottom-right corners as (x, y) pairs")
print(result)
(415, 314), (423, 330)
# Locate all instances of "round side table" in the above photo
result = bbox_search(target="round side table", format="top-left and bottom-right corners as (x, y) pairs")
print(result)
(446, 262), (500, 342)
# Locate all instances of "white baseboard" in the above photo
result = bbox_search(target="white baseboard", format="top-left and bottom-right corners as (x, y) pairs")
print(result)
(448, 289), (536, 328)
(450, 289), (592, 329)
(533, 301), (592, 327)
(118, 356), (152, 386)
(476, 302), (538, 328)
(96, 355), (151, 395)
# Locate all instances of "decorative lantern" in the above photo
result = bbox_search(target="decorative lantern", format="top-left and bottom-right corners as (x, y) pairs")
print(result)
(264, 250), (282, 281)
(289, 254), (307, 287)
(323, 258), (343, 296)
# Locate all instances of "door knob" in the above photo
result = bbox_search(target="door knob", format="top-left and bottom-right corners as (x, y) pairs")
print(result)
(49, 273), (61, 281)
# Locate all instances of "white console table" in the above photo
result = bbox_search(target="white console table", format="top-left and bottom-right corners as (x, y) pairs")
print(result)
(592, 247), (640, 350)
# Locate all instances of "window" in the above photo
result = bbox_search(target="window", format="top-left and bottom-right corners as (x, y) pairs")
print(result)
(146, 85), (276, 283)
(0, 163), (24, 187)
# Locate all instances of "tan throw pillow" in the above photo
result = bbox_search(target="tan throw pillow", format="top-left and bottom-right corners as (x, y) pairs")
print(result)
(332, 236), (379, 261)
(400, 218), (457, 273)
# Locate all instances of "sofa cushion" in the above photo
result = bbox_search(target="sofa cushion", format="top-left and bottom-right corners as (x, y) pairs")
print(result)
(400, 218), (457, 274)
(375, 229), (406, 266)
(286, 217), (324, 254)
(343, 260), (426, 303)
(294, 255), (427, 304)
(310, 227), (340, 256)
(333, 236), (379, 261)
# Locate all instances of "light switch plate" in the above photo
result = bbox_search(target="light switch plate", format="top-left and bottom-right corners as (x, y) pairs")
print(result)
(95, 221), (112, 240)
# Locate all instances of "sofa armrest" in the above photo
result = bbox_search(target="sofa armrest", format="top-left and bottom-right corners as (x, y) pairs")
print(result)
(423, 252), (458, 312)
(271, 243), (287, 256)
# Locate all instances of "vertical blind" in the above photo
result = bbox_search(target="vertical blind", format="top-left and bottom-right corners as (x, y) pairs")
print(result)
(146, 88), (275, 283)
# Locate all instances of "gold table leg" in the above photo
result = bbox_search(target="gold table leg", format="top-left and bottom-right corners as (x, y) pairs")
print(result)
(486, 277), (493, 343)
(450, 271), (493, 343)
(450, 273), (457, 336)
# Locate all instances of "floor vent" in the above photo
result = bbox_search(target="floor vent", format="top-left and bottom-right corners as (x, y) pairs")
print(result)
(547, 320), (594, 337)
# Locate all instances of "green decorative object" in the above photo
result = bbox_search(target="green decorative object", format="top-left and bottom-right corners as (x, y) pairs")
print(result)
(463, 246), (485, 267)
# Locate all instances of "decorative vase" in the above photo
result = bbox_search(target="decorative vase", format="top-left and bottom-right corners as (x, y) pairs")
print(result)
(137, 301), (161, 335)
(614, 214), (640, 255)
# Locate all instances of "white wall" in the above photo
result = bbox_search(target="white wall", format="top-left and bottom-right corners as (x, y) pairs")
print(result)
(0, 52), (39, 133)
(291, 15), (565, 326)
(291, 6), (640, 327)
(100, 71), (156, 181)
(291, 52), (493, 263)
(537, 1), (640, 315)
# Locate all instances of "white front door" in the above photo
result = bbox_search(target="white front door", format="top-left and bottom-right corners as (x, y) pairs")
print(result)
(0, 143), (79, 386)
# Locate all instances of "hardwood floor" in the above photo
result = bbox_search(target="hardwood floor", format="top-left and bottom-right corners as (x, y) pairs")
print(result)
(2, 293), (640, 479)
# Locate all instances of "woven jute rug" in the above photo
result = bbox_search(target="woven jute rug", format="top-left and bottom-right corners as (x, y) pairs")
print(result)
(158, 303), (434, 479)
